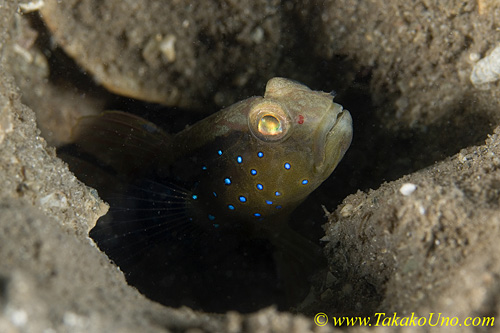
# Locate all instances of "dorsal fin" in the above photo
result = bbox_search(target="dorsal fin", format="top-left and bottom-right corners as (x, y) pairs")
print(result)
(70, 111), (172, 179)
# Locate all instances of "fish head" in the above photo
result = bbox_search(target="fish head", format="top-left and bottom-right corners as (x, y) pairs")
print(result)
(242, 78), (352, 208)
(258, 77), (352, 184)
(190, 78), (352, 225)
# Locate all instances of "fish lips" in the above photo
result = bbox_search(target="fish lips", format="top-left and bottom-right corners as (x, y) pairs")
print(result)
(314, 103), (353, 179)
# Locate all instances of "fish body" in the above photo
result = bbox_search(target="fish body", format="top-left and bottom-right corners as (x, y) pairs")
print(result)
(64, 77), (352, 309)
(169, 78), (352, 236)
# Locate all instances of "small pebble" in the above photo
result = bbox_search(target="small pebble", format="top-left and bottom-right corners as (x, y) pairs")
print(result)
(18, 0), (45, 13)
(470, 44), (500, 87)
(340, 203), (354, 217)
(160, 34), (177, 63)
(399, 183), (417, 196)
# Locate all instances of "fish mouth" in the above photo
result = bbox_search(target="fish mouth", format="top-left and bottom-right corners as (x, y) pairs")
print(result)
(314, 103), (353, 178)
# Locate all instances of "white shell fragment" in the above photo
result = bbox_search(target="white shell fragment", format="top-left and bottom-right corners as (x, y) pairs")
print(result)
(39, 192), (68, 208)
(0, 102), (14, 144)
(160, 34), (177, 63)
(18, 0), (45, 13)
(399, 183), (417, 196)
(470, 45), (500, 87)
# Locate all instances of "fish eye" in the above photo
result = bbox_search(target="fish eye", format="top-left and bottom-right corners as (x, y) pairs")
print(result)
(248, 101), (291, 142)
(258, 114), (282, 136)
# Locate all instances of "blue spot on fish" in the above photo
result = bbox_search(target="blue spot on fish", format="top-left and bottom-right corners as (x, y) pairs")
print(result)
(202, 165), (207, 170)
(257, 152), (264, 158)
(275, 191), (281, 196)
(228, 204), (235, 210)
(284, 162), (291, 169)
(224, 178), (231, 185)
(266, 200), (273, 205)
(141, 123), (157, 133)
(254, 213), (261, 217)
(239, 196), (247, 203)
(302, 179), (309, 185)
(237, 156), (243, 164)
(208, 214), (215, 221)
(250, 169), (257, 175)
(192, 194), (198, 200)
(213, 192), (217, 197)
(276, 205), (282, 209)
(217, 150), (223, 156)
(256, 184), (263, 190)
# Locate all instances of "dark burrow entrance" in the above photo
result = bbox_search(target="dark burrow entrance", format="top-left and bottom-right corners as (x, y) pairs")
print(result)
(57, 78), (494, 315)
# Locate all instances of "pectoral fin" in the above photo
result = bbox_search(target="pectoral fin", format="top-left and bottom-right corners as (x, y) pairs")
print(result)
(268, 225), (326, 304)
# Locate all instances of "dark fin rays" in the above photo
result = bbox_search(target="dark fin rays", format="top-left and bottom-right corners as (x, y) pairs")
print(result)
(90, 179), (200, 267)
(71, 111), (172, 180)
